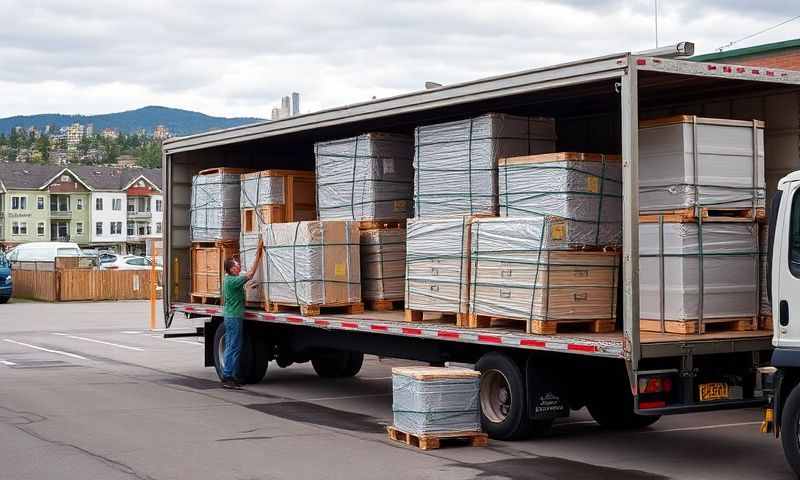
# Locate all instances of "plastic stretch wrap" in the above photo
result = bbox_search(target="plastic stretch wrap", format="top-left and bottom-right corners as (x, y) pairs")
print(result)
(759, 222), (770, 318)
(639, 222), (759, 321)
(190, 171), (242, 242)
(315, 133), (413, 221)
(414, 113), (556, 218)
(405, 218), (471, 314)
(639, 116), (765, 212)
(240, 174), (284, 207)
(470, 217), (619, 322)
(392, 367), (481, 435)
(261, 221), (360, 306)
(360, 228), (406, 301)
(240, 232), (264, 304)
(499, 153), (622, 247)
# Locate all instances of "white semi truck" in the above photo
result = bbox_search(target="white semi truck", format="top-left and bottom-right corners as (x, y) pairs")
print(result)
(161, 44), (800, 473)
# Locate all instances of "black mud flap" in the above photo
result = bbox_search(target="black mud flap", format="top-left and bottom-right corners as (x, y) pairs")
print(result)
(525, 357), (569, 420)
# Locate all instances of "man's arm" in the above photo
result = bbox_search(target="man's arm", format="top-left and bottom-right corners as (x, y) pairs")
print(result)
(244, 239), (265, 280)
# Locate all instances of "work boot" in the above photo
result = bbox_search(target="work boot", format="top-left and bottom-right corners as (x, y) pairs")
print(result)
(221, 378), (241, 389)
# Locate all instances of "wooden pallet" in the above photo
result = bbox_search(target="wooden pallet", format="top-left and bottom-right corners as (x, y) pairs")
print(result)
(268, 302), (365, 317)
(466, 314), (616, 335)
(641, 317), (758, 335)
(404, 309), (468, 326)
(357, 220), (407, 230)
(386, 426), (488, 450)
(197, 167), (253, 176)
(759, 315), (774, 331)
(245, 301), (267, 310)
(639, 207), (765, 224)
(190, 294), (221, 305)
(366, 299), (404, 311)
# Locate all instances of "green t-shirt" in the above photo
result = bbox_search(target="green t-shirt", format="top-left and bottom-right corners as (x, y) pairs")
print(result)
(223, 274), (248, 317)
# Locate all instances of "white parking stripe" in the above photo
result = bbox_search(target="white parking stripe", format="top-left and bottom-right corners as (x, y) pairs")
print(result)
(3, 339), (88, 360)
(644, 421), (762, 433)
(121, 331), (142, 334)
(51, 333), (144, 351)
(0, 360), (17, 366)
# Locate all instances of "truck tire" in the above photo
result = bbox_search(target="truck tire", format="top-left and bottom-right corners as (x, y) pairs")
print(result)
(476, 352), (532, 440)
(587, 368), (660, 429)
(213, 322), (269, 384)
(780, 383), (800, 475)
(311, 350), (363, 378)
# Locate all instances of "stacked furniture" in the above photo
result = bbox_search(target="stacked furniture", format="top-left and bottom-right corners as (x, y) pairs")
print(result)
(638, 116), (765, 334)
(240, 170), (316, 232)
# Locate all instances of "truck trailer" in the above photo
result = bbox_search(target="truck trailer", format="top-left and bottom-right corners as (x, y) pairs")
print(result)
(162, 45), (800, 461)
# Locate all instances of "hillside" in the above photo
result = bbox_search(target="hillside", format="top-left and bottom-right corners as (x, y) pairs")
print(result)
(0, 106), (265, 136)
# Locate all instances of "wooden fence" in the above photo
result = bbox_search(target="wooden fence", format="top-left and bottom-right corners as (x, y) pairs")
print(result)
(12, 260), (157, 302)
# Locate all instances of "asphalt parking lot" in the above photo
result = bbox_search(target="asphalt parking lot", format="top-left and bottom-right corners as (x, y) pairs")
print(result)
(0, 300), (794, 480)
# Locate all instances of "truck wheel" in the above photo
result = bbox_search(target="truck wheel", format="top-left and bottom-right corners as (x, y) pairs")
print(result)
(780, 383), (800, 475)
(213, 323), (269, 384)
(587, 369), (660, 429)
(311, 350), (364, 378)
(476, 352), (532, 440)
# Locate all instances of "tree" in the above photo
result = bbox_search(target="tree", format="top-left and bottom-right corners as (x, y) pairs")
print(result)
(99, 136), (120, 164)
(135, 140), (162, 168)
(34, 135), (50, 164)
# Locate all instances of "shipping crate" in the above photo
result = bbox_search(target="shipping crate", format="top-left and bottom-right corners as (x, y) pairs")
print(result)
(191, 167), (252, 242)
(469, 217), (619, 334)
(262, 221), (361, 315)
(240, 170), (316, 233)
(190, 240), (239, 303)
(361, 227), (406, 308)
(639, 115), (765, 213)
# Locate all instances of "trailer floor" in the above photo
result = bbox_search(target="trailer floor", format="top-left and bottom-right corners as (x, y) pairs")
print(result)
(0, 299), (792, 480)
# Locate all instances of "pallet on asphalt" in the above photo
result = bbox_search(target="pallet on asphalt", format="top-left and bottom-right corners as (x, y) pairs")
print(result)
(386, 426), (488, 450)
(268, 302), (365, 317)
(639, 207), (765, 223)
(640, 316), (759, 335)
(466, 314), (616, 335)
(366, 299), (404, 311)
(403, 309), (468, 326)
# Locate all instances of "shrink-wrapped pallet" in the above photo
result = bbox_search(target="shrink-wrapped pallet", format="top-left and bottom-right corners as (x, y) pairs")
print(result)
(639, 221), (759, 333)
(392, 367), (481, 435)
(469, 217), (619, 333)
(261, 221), (360, 307)
(759, 222), (771, 322)
(413, 113), (556, 218)
(240, 232), (265, 305)
(190, 168), (245, 242)
(639, 116), (765, 213)
(360, 228), (406, 302)
(499, 152), (622, 247)
(405, 218), (471, 316)
(240, 170), (316, 231)
(315, 133), (413, 221)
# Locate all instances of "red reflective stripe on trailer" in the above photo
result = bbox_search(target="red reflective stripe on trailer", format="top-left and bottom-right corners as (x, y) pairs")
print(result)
(639, 400), (667, 410)
(477, 334), (502, 344)
(568, 343), (598, 353)
(263, 313), (276, 320)
(184, 307), (195, 312)
(402, 327), (422, 335)
(437, 331), (459, 339)
(370, 324), (388, 332)
(767, 71), (775, 77)
(752, 69), (760, 74)
(207, 308), (220, 314)
(287, 316), (304, 324)
(707, 64), (717, 71)
(314, 319), (329, 327)
(520, 339), (547, 348)
(341, 322), (359, 329)
(636, 58), (646, 65)
(736, 67), (746, 73)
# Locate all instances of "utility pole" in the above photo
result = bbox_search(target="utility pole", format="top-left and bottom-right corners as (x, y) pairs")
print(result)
(654, 0), (659, 48)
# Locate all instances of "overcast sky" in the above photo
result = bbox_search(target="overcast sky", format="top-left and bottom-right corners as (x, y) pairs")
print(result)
(1, 0), (798, 118)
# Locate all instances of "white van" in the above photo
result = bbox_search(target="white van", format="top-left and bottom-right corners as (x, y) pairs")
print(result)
(6, 242), (81, 263)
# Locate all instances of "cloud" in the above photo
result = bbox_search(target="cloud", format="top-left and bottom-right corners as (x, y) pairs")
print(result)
(0, 0), (797, 118)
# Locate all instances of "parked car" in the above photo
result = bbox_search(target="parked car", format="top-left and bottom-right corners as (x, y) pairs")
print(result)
(100, 255), (162, 271)
(0, 252), (11, 304)
(5, 242), (81, 263)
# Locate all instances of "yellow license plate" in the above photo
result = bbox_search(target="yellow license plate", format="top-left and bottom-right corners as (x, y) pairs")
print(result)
(699, 382), (729, 401)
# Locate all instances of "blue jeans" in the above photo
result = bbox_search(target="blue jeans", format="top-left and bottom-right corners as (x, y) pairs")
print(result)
(222, 316), (243, 380)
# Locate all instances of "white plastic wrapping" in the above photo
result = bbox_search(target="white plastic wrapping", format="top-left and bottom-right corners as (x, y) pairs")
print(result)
(240, 232), (265, 305)
(240, 174), (284, 207)
(759, 222), (770, 318)
(499, 153), (622, 247)
(392, 368), (481, 435)
(360, 228), (406, 302)
(190, 171), (243, 242)
(413, 113), (556, 218)
(470, 217), (619, 322)
(639, 221), (759, 321)
(261, 221), (360, 306)
(639, 116), (766, 213)
(315, 133), (413, 221)
(405, 218), (471, 314)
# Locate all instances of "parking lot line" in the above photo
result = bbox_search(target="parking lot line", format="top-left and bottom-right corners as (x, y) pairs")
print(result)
(643, 421), (762, 434)
(3, 339), (88, 360)
(51, 333), (145, 351)
(0, 360), (17, 366)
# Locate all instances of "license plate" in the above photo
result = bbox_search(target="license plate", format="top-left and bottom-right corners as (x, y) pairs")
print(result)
(699, 382), (729, 401)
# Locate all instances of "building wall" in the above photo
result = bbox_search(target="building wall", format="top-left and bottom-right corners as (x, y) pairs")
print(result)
(68, 192), (92, 245)
(714, 50), (800, 70)
(151, 194), (164, 236)
(91, 191), (127, 245)
(2, 189), (51, 244)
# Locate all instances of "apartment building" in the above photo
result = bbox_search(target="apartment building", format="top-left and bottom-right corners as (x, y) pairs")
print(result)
(0, 164), (162, 253)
